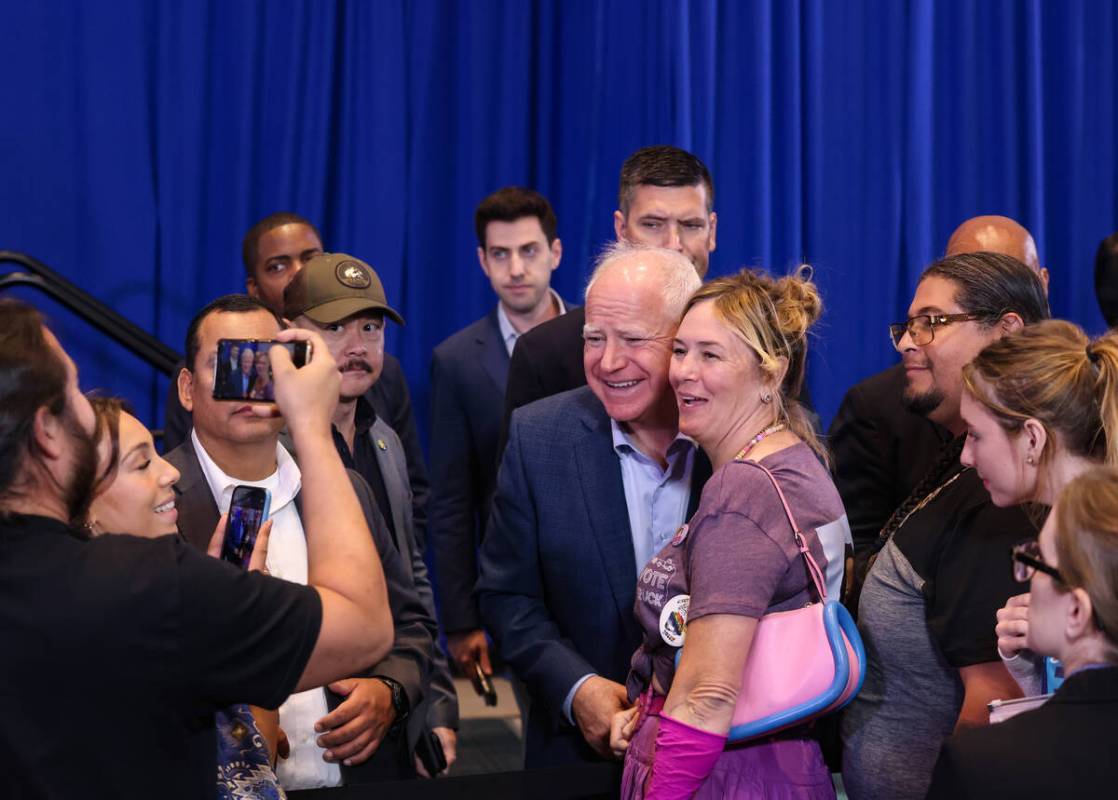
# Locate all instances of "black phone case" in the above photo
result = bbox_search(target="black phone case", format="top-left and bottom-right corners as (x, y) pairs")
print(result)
(415, 729), (447, 775)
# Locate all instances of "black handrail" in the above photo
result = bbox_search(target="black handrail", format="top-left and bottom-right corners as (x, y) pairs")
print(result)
(0, 250), (182, 375)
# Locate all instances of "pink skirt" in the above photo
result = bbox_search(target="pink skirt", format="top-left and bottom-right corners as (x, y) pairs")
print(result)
(621, 713), (835, 800)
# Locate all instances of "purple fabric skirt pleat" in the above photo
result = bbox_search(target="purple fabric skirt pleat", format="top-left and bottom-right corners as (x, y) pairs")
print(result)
(621, 715), (836, 800)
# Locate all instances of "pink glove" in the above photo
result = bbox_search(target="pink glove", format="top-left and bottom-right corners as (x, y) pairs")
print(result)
(644, 712), (726, 799)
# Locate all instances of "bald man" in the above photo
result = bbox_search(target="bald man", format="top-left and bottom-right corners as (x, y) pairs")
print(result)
(946, 215), (1047, 291)
(830, 215), (1046, 584)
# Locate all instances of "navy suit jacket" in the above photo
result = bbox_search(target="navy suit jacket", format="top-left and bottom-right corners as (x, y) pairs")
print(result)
(428, 309), (508, 632)
(477, 385), (709, 767)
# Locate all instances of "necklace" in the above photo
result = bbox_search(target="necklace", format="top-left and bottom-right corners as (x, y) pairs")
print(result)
(734, 423), (787, 461)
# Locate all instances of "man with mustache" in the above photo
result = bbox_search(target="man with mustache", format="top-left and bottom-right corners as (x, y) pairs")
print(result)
(285, 253), (459, 776)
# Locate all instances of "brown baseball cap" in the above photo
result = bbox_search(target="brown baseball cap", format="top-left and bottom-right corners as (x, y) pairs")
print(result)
(283, 252), (405, 326)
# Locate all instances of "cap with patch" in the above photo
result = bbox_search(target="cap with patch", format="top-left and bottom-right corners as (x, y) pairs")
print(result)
(284, 252), (405, 326)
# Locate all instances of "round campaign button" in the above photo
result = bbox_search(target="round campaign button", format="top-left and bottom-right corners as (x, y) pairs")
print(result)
(659, 594), (690, 647)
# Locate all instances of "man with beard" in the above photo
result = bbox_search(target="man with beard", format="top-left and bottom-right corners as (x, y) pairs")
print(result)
(840, 252), (1050, 800)
(0, 298), (393, 798)
(285, 253), (460, 777)
(830, 215), (1047, 577)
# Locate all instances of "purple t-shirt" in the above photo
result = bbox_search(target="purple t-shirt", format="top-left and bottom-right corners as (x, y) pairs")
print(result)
(626, 442), (846, 700)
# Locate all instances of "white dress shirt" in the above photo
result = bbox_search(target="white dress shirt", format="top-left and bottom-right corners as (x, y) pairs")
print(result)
(191, 430), (342, 790)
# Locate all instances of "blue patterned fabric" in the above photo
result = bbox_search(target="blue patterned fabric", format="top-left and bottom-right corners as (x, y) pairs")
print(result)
(215, 704), (286, 800)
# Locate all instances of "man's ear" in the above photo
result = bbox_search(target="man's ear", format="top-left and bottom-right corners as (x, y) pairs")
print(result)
(999, 312), (1025, 336)
(613, 209), (627, 242)
(708, 211), (718, 252)
(32, 406), (66, 461)
(550, 237), (563, 272)
(477, 246), (491, 278)
(177, 367), (195, 413)
(245, 276), (259, 298)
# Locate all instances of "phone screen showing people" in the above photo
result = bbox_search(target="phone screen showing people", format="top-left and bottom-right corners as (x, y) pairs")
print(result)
(212, 338), (311, 402)
(221, 486), (271, 570)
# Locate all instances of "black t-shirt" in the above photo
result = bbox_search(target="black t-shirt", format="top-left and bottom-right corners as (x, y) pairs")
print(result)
(842, 467), (1035, 799)
(0, 513), (322, 798)
(332, 397), (398, 545)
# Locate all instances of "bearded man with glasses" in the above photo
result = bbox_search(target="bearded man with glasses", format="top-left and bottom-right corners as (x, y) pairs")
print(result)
(840, 251), (1050, 800)
(830, 216), (1047, 578)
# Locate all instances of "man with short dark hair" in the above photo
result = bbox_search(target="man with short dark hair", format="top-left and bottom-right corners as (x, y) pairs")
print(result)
(285, 256), (460, 777)
(429, 186), (567, 685)
(502, 145), (716, 428)
(169, 294), (436, 789)
(0, 298), (393, 797)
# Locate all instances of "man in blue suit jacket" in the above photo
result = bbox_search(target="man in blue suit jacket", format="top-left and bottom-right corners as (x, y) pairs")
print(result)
(429, 188), (567, 681)
(478, 244), (710, 767)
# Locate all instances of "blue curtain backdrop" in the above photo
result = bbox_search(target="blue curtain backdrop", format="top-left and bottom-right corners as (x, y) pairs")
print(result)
(2, 0), (1116, 445)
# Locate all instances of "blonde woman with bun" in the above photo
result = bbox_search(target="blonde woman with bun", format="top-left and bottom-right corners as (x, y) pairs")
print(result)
(958, 320), (1118, 694)
(610, 267), (850, 799)
(927, 466), (1118, 798)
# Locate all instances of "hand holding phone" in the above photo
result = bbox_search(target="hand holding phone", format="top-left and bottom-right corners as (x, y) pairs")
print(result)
(266, 327), (341, 437)
(213, 338), (312, 402)
(474, 662), (498, 707)
(221, 486), (272, 570)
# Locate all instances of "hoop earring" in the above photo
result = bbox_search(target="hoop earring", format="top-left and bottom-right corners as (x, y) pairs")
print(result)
(761, 392), (773, 404)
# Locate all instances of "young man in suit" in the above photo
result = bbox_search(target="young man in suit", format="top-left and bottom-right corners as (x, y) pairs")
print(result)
(284, 254), (460, 777)
(428, 187), (567, 687)
(162, 215), (429, 554)
(169, 294), (437, 788)
(501, 145), (716, 435)
(478, 244), (710, 767)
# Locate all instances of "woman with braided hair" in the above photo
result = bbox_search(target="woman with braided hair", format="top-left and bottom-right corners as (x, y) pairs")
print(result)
(956, 320), (1118, 695)
(840, 252), (1050, 800)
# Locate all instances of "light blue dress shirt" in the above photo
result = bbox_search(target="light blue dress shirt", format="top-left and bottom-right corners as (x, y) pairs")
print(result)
(562, 421), (696, 722)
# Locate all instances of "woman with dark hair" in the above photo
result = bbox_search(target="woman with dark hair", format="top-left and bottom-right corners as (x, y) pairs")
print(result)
(927, 466), (1118, 797)
(610, 267), (849, 799)
(87, 397), (284, 799)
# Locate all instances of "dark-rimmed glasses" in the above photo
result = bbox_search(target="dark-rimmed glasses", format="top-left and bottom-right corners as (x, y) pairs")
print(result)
(1012, 539), (1065, 584)
(888, 313), (986, 348)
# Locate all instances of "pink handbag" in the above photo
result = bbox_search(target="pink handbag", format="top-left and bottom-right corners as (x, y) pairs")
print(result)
(676, 460), (866, 742)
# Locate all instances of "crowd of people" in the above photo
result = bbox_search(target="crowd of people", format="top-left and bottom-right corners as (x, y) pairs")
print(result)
(2, 144), (1117, 799)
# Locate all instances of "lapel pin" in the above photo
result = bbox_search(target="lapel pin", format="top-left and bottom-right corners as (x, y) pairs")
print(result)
(376, 438), (388, 451)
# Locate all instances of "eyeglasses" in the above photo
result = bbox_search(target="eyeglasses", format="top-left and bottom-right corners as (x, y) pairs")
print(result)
(1012, 539), (1065, 584)
(888, 313), (986, 348)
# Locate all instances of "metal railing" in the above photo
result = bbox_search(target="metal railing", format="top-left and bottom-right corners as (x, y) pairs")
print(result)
(0, 250), (181, 375)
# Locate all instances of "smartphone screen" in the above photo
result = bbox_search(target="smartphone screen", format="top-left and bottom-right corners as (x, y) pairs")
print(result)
(221, 486), (271, 570)
(213, 338), (311, 402)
